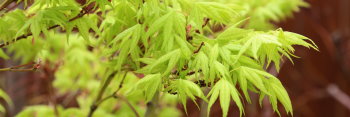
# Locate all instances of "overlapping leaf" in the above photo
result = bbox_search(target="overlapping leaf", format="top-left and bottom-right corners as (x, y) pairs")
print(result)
(168, 79), (207, 113)
(207, 79), (243, 117)
(129, 74), (162, 102)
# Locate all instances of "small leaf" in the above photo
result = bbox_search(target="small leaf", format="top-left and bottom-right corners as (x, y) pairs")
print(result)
(130, 74), (162, 102)
(207, 79), (243, 117)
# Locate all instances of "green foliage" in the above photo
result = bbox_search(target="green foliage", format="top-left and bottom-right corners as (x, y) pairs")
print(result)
(129, 73), (162, 102)
(0, 0), (317, 116)
(168, 79), (207, 113)
(207, 79), (243, 117)
(0, 89), (12, 113)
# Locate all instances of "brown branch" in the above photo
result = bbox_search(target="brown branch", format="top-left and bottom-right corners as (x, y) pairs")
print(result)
(0, 0), (14, 11)
(0, 8), (90, 48)
(0, 61), (40, 72)
(202, 18), (210, 28)
(42, 63), (59, 117)
(193, 42), (204, 54)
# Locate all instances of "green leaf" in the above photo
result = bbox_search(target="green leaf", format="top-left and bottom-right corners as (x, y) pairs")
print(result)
(239, 66), (271, 94)
(0, 105), (4, 113)
(196, 2), (238, 24)
(207, 79), (243, 117)
(170, 79), (207, 114)
(145, 11), (174, 38)
(209, 44), (219, 82)
(130, 74), (162, 102)
(263, 77), (293, 116)
(0, 49), (9, 59)
(148, 49), (181, 75)
(0, 89), (12, 107)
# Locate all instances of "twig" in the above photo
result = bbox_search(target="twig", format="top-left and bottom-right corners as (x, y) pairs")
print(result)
(202, 18), (210, 28)
(95, 72), (128, 105)
(0, 0), (14, 11)
(87, 71), (129, 117)
(172, 70), (196, 76)
(193, 42), (204, 54)
(89, 72), (140, 117)
(87, 71), (117, 117)
(0, 8), (91, 48)
(119, 95), (140, 117)
(0, 61), (40, 72)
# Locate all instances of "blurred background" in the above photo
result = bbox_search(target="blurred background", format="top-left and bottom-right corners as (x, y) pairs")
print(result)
(1, 0), (350, 117)
(183, 0), (350, 116)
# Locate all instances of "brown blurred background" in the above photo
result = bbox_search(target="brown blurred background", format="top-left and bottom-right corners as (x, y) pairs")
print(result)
(185, 0), (350, 116)
(1, 0), (350, 116)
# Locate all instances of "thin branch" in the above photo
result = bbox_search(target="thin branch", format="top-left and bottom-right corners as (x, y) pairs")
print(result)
(95, 72), (128, 105)
(0, 8), (91, 48)
(0, 61), (40, 72)
(202, 18), (210, 28)
(95, 93), (140, 117)
(87, 71), (117, 117)
(0, 68), (35, 72)
(193, 42), (204, 54)
(0, 0), (14, 11)
(87, 71), (128, 117)
(5, 0), (19, 11)
(88, 72), (140, 117)
(119, 95), (140, 117)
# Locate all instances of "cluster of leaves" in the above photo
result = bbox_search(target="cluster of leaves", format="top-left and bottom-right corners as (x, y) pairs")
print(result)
(0, 0), (317, 117)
